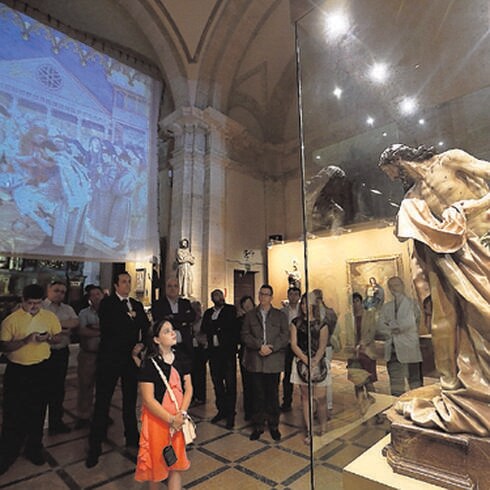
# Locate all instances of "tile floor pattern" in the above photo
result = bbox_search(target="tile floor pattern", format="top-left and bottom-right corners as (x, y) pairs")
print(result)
(0, 357), (436, 489)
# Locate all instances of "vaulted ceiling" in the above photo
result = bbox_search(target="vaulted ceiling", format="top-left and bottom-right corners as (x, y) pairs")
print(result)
(22, 0), (299, 145)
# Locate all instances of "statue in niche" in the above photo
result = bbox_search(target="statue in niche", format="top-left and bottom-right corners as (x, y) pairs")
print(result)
(285, 259), (301, 289)
(176, 238), (194, 298)
(378, 144), (490, 436)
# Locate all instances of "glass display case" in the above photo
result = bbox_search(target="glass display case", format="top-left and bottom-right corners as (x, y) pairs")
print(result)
(287, 1), (490, 487)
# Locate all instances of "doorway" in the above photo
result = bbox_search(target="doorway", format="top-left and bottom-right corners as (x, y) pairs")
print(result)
(233, 269), (256, 308)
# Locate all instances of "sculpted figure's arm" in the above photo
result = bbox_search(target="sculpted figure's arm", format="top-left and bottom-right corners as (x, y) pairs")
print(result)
(445, 150), (490, 216)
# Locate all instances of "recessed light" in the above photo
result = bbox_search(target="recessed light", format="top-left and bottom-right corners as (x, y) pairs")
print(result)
(366, 116), (374, 126)
(325, 12), (349, 38)
(333, 87), (342, 99)
(400, 97), (417, 115)
(369, 63), (388, 83)
(418, 118), (425, 125)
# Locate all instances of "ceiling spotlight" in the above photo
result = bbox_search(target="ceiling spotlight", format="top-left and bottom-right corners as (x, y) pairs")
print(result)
(418, 118), (425, 125)
(400, 97), (417, 115)
(333, 87), (342, 99)
(325, 12), (349, 38)
(382, 132), (388, 137)
(366, 116), (375, 126)
(315, 155), (321, 160)
(370, 189), (382, 195)
(438, 141), (444, 147)
(369, 62), (388, 83)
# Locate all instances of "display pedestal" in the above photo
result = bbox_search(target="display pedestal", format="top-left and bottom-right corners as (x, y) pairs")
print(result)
(385, 404), (490, 490)
(343, 435), (442, 490)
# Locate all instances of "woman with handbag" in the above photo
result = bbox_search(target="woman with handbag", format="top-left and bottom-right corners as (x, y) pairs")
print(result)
(290, 293), (329, 444)
(135, 319), (192, 489)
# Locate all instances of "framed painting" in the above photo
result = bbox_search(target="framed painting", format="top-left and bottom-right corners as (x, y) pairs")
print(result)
(135, 268), (146, 294)
(346, 254), (402, 307)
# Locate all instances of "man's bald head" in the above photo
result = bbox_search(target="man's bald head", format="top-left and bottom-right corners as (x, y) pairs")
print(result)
(166, 277), (180, 300)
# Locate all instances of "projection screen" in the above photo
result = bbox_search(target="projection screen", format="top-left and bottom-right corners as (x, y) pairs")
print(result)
(0, 4), (161, 262)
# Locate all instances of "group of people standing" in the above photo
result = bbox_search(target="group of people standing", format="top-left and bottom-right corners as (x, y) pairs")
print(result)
(0, 267), (423, 488)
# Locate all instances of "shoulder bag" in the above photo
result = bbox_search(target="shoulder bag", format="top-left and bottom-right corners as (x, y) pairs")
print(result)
(150, 358), (197, 445)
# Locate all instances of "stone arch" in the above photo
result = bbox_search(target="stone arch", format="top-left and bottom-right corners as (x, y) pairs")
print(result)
(117, 0), (191, 112)
(195, 0), (282, 113)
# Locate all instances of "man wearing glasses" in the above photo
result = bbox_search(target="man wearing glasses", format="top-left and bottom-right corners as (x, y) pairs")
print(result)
(241, 284), (289, 441)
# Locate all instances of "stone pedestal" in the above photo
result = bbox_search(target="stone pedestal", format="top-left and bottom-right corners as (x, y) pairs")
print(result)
(344, 435), (443, 490)
(384, 407), (490, 489)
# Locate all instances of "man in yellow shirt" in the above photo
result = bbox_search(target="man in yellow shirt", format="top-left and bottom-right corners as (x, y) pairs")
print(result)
(0, 284), (61, 475)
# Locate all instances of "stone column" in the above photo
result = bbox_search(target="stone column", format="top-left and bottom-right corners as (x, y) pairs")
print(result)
(160, 108), (207, 301)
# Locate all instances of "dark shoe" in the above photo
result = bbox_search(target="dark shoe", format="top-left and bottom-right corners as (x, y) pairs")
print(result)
(49, 422), (71, 435)
(280, 404), (292, 413)
(270, 428), (281, 441)
(74, 418), (90, 430)
(211, 412), (227, 424)
(24, 449), (45, 466)
(85, 449), (100, 468)
(249, 429), (263, 441)
(225, 417), (235, 430)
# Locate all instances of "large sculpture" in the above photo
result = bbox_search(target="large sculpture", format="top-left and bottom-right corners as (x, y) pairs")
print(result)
(378, 144), (490, 436)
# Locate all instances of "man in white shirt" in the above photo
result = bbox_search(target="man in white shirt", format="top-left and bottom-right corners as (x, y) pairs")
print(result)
(378, 276), (422, 396)
(43, 281), (79, 434)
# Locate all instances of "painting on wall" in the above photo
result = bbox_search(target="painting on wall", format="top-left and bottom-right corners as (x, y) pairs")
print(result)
(346, 254), (402, 308)
(135, 268), (146, 294)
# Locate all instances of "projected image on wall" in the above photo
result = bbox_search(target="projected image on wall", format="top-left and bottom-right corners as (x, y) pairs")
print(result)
(0, 5), (160, 261)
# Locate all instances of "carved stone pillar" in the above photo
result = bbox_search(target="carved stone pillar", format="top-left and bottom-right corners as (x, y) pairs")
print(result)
(160, 108), (207, 300)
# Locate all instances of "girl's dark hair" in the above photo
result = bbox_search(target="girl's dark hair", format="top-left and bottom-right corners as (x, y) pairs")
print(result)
(298, 293), (321, 322)
(239, 295), (255, 308)
(144, 317), (175, 358)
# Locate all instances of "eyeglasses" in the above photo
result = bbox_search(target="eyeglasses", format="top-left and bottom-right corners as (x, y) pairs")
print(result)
(259, 291), (272, 296)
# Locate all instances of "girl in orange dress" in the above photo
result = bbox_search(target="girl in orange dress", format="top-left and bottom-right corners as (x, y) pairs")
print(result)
(135, 319), (192, 489)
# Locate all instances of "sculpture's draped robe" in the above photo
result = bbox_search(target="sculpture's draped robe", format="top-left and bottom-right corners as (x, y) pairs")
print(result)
(395, 198), (490, 436)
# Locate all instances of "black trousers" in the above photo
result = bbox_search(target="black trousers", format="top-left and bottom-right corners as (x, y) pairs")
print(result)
(282, 344), (294, 407)
(191, 346), (208, 402)
(47, 346), (70, 427)
(89, 358), (139, 451)
(208, 351), (237, 417)
(0, 360), (50, 462)
(238, 348), (253, 419)
(250, 372), (281, 430)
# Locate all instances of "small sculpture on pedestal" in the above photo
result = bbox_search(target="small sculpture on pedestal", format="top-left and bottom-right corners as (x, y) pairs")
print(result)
(285, 259), (301, 290)
(176, 238), (194, 298)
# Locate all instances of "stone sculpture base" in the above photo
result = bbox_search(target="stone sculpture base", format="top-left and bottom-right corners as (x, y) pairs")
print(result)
(384, 390), (490, 490)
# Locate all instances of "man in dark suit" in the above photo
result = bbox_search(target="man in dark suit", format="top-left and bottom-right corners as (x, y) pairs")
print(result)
(242, 284), (289, 441)
(151, 277), (195, 365)
(85, 271), (150, 468)
(201, 289), (239, 429)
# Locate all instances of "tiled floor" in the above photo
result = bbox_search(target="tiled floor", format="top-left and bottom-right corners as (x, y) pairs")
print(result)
(0, 354), (436, 489)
